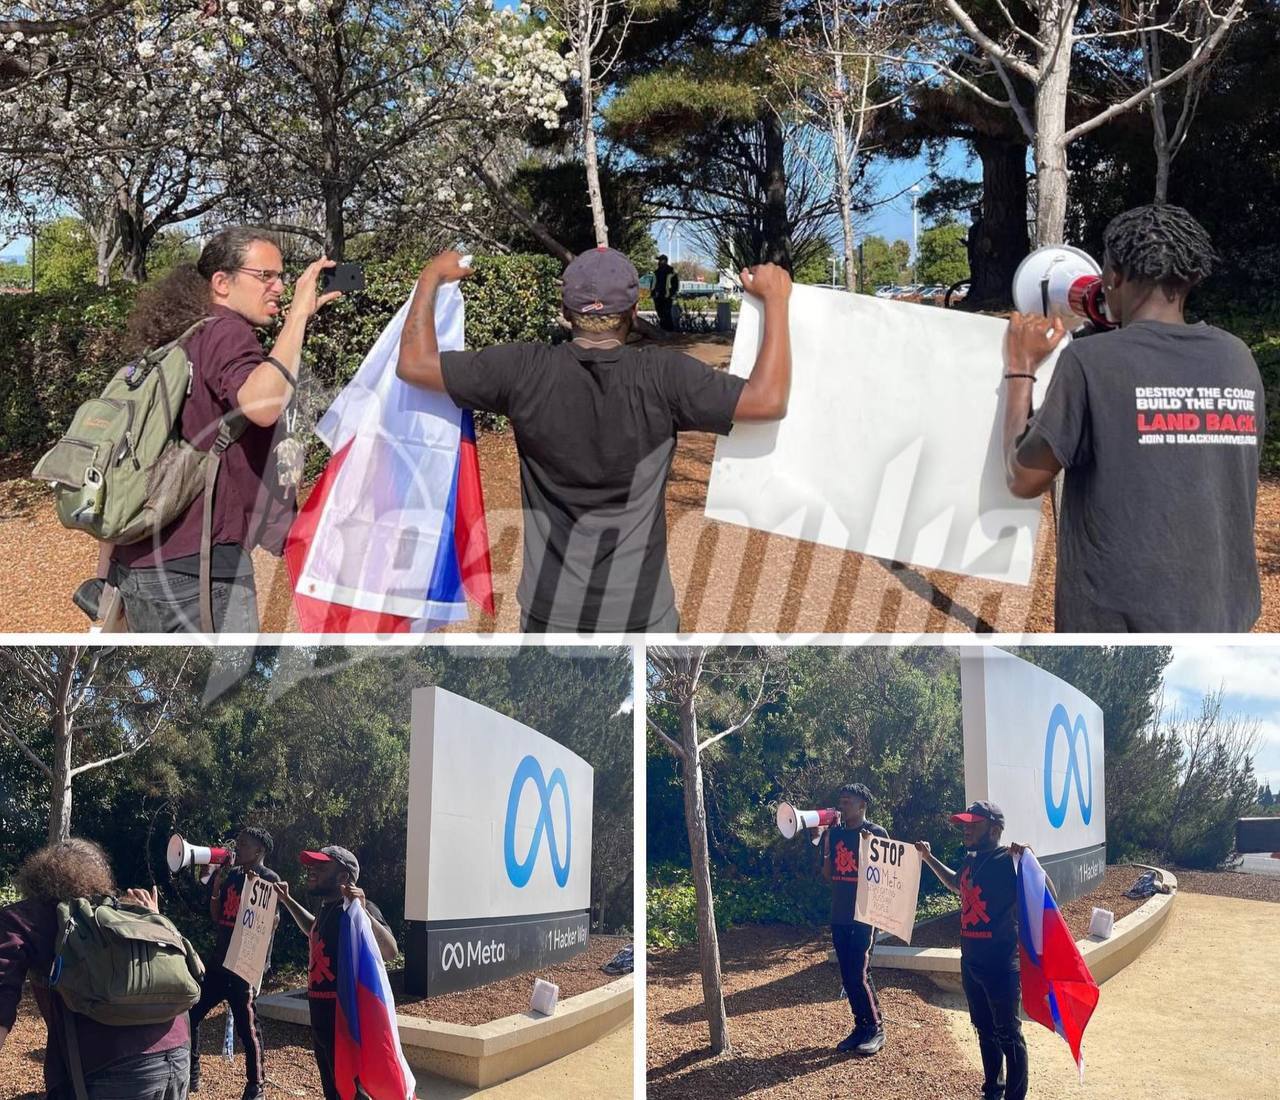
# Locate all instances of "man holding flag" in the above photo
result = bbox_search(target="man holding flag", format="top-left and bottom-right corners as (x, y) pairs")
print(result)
(394, 247), (793, 633)
(274, 846), (410, 1100)
(916, 801), (1098, 1099)
(916, 802), (1033, 1100)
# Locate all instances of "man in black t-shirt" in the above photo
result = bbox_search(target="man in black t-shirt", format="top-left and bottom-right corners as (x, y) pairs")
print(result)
(1000, 204), (1263, 632)
(916, 801), (1049, 1100)
(188, 826), (280, 1100)
(652, 255), (679, 331)
(395, 246), (793, 632)
(818, 782), (890, 1057)
(274, 845), (397, 1100)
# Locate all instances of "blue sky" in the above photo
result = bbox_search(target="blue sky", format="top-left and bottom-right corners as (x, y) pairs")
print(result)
(1163, 647), (1280, 791)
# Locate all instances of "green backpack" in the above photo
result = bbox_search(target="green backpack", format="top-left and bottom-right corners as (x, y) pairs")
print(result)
(31, 317), (242, 548)
(46, 895), (204, 1027)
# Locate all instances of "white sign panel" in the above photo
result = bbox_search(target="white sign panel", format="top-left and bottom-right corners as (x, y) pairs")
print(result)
(961, 649), (1105, 867)
(705, 285), (1059, 584)
(224, 872), (278, 992)
(405, 687), (594, 923)
(853, 833), (923, 944)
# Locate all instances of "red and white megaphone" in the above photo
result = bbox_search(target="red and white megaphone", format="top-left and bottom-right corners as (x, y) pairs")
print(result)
(1012, 245), (1115, 331)
(776, 803), (840, 845)
(166, 834), (232, 882)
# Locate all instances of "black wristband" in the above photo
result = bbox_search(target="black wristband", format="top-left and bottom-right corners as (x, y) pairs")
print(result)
(1003, 372), (1037, 381)
(265, 355), (296, 387)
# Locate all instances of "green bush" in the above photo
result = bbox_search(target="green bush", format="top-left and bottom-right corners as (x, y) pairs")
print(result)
(0, 284), (137, 454)
(0, 253), (562, 459)
(647, 861), (959, 949)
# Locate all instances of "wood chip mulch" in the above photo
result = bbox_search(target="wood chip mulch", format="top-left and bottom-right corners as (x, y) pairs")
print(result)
(390, 934), (630, 1025)
(7, 334), (1280, 633)
(908, 864), (1148, 950)
(647, 924), (984, 1100)
(0, 989), (325, 1100)
(1170, 866), (1280, 903)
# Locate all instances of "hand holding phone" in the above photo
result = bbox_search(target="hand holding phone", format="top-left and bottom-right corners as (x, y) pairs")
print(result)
(320, 263), (366, 294)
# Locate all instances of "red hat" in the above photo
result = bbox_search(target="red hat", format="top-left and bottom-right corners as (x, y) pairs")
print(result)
(950, 800), (1005, 827)
(300, 845), (360, 882)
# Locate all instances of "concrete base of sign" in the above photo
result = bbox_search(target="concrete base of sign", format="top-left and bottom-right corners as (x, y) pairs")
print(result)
(836, 866), (1178, 995)
(256, 974), (633, 1089)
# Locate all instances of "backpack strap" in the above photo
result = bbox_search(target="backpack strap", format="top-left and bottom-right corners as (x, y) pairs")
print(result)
(198, 415), (246, 634)
(61, 1006), (90, 1100)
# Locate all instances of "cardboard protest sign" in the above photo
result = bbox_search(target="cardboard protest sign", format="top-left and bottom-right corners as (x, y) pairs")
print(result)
(854, 833), (923, 944)
(224, 872), (279, 992)
(704, 286), (1062, 584)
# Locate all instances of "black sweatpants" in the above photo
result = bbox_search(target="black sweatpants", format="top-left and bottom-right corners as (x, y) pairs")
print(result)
(189, 964), (265, 1089)
(961, 962), (1028, 1100)
(309, 1000), (371, 1100)
(831, 921), (881, 1032)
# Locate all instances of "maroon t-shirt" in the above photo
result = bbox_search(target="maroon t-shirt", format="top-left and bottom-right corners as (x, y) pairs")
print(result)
(0, 898), (189, 1090)
(112, 305), (294, 573)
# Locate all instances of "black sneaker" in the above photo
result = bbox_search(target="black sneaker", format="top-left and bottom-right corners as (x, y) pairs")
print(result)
(240, 1087), (265, 1100)
(836, 1025), (870, 1052)
(852, 1026), (886, 1057)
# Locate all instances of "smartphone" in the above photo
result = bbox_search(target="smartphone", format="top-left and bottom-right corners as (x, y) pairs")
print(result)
(321, 262), (365, 294)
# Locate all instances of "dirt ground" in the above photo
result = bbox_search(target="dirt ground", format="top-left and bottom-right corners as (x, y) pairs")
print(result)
(646, 869), (1280, 1100)
(9, 334), (1280, 634)
(937, 890), (1280, 1100)
(0, 963), (632, 1099)
(646, 925), (987, 1100)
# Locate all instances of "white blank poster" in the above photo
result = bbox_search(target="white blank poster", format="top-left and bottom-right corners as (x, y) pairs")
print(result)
(704, 285), (1058, 584)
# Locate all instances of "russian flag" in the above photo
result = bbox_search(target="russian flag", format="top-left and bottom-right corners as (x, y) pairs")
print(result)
(334, 899), (416, 1100)
(285, 283), (495, 632)
(1016, 849), (1100, 1077)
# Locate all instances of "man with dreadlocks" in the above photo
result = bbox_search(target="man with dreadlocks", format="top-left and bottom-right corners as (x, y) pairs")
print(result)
(999, 204), (1263, 631)
(187, 827), (280, 1100)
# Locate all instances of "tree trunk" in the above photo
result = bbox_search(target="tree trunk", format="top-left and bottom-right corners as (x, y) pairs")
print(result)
(324, 186), (346, 261)
(95, 222), (120, 287)
(580, 31), (609, 248)
(829, 100), (856, 290)
(116, 204), (148, 284)
(965, 136), (1030, 310)
(679, 695), (731, 1055)
(1153, 142), (1171, 204)
(48, 664), (75, 843)
(760, 4), (792, 269)
(1032, 17), (1074, 246)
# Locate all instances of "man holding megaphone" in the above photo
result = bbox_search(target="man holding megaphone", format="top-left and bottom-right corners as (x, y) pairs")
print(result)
(817, 783), (890, 1057)
(1000, 204), (1263, 632)
(186, 826), (280, 1100)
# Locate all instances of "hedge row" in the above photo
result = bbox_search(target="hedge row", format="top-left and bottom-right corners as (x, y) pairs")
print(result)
(646, 862), (959, 949)
(0, 252), (563, 458)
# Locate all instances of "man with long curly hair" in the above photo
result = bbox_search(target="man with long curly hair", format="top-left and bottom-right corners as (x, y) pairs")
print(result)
(108, 227), (342, 633)
(999, 204), (1264, 632)
(0, 839), (192, 1098)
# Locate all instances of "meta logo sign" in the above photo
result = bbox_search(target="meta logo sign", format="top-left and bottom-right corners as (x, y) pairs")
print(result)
(1043, 703), (1093, 828)
(505, 755), (571, 889)
(405, 686), (593, 926)
(440, 938), (507, 972)
(960, 650), (1104, 904)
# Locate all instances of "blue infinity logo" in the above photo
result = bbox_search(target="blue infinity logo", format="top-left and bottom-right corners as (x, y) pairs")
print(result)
(1044, 703), (1093, 828)
(865, 866), (881, 884)
(504, 755), (571, 888)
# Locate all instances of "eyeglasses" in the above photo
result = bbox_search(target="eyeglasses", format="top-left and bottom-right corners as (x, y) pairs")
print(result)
(233, 267), (291, 286)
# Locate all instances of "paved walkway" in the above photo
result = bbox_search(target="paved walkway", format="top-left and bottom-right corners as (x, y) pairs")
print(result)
(936, 892), (1280, 1099)
(416, 1020), (633, 1099)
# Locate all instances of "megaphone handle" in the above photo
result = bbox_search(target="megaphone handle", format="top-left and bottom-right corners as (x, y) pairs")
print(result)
(1040, 275), (1050, 317)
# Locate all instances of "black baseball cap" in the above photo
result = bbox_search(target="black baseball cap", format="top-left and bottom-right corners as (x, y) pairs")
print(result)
(300, 845), (360, 883)
(950, 801), (1005, 828)
(562, 247), (640, 314)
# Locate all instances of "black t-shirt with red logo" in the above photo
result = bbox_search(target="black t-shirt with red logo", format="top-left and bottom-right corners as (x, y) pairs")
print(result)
(826, 820), (890, 926)
(211, 865), (280, 967)
(958, 847), (1018, 971)
(307, 897), (391, 1043)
